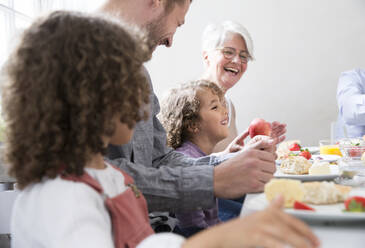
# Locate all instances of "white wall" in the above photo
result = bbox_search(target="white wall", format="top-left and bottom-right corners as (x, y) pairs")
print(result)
(146, 0), (365, 146)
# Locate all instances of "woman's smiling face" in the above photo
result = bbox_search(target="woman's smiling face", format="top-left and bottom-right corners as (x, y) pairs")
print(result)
(204, 33), (248, 92)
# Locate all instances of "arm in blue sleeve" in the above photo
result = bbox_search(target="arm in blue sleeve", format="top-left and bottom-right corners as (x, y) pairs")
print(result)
(337, 71), (365, 125)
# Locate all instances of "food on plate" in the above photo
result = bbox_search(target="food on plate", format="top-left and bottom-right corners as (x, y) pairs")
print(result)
(293, 201), (315, 211)
(302, 182), (351, 205)
(288, 142), (301, 151)
(248, 118), (271, 138)
(308, 161), (331, 175)
(299, 149), (312, 160)
(276, 140), (301, 159)
(348, 147), (364, 157)
(361, 152), (365, 161)
(265, 179), (352, 208)
(278, 140), (301, 150)
(344, 196), (365, 212)
(264, 179), (304, 208)
(280, 156), (312, 175)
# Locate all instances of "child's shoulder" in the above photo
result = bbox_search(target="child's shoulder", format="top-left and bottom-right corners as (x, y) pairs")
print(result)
(176, 141), (206, 158)
(19, 176), (103, 209)
(14, 176), (107, 225)
(12, 176), (112, 245)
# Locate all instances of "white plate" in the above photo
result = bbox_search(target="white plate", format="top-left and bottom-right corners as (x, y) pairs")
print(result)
(311, 154), (341, 163)
(302, 146), (320, 154)
(244, 192), (365, 222)
(276, 154), (341, 165)
(274, 165), (340, 181)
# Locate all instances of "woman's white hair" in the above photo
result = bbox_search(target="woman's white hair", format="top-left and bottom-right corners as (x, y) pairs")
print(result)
(201, 20), (254, 60)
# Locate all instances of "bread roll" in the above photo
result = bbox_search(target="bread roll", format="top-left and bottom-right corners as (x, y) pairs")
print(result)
(302, 182), (351, 204)
(280, 156), (312, 175)
(265, 179), (352, 208)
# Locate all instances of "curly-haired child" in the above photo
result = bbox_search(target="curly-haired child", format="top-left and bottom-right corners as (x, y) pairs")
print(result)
(3, 10), (173, 248)
(158, 80), (230, 237)
(3, 10), (319, 248)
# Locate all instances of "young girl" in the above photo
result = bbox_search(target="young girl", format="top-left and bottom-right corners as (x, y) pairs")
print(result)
(3, 11), (166, 248)
(3, 10), (319, 248)
(158, 80), (229, 237)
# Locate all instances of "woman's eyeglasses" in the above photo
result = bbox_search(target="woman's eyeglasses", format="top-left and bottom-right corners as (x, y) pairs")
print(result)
(217, 47), (250, 64)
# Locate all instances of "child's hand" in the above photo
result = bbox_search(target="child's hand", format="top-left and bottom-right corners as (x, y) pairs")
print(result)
(224, 130), (250, 153)
(246, 135), (275, 153)
(271, 121), (287, 140)
(245, 134), (285, 157)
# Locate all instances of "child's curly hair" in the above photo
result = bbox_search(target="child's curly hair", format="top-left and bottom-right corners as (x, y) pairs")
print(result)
(2, 11), (152, 189)
(159, 80), (224, 149)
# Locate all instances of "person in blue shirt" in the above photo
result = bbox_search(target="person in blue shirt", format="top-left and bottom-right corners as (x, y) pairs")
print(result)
(336, 68), (365, 139)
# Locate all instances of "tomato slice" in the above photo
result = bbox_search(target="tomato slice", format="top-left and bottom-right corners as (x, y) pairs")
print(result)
(299, 149), (312, 160)
(289, 143), (301, 151)
(344, 196), (365, 212)
(293, 201), (315, 211)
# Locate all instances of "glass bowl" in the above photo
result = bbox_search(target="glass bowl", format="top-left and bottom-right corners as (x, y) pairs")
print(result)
(336, 158), (365, 186)
(338, 138), (365, 159)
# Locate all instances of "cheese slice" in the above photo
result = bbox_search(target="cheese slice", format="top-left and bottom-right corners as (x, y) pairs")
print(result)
(309, 161), (331, 175)
(264, 179), (304, 208)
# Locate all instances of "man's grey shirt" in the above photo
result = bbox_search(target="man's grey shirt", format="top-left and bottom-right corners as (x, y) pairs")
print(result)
(106, 69), (225, 212)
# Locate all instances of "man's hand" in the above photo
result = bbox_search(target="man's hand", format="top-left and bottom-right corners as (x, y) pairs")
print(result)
(214, 137), (277, 198)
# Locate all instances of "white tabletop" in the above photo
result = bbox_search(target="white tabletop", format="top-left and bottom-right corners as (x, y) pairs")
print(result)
(241, 193), (365, 248)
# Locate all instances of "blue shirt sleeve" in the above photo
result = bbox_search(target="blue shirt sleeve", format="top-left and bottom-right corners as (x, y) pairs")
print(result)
(337, 69), (365, 125)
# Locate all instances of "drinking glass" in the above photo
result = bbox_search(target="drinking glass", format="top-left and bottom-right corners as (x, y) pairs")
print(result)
(319, 139), (342, 156)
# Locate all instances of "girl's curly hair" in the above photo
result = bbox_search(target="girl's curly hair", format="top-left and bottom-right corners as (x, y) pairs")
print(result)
(158, 80), (224, 149)
(2, 11), (152, 189)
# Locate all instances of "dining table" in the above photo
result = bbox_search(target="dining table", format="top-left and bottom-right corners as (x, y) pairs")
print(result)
(241, 193), (365, 248)
(240, 147), (365, 248)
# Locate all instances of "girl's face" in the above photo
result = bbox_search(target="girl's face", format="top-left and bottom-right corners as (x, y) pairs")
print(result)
(203, 33), (248, 92)
(195, 88), (229, 143)
(109, 115), (134, 145)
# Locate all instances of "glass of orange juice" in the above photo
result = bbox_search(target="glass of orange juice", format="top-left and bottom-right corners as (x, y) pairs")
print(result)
(319, 140), (342, 156)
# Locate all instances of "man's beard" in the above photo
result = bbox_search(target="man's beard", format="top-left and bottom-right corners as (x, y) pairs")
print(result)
(145, 13), (166, 50)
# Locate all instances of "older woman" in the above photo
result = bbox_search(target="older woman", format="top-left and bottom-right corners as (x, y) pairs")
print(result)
(200, 21), (286, 153)
(200, 21), (286, 221)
